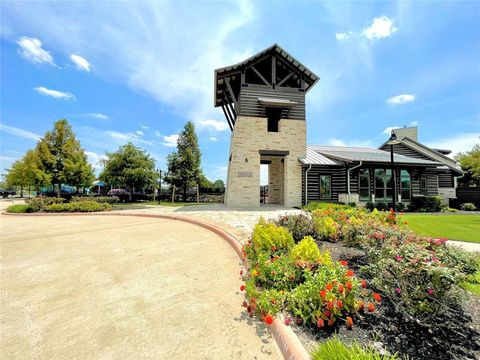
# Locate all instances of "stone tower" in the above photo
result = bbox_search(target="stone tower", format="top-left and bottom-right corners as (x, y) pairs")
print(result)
(214, 44), (319, 208)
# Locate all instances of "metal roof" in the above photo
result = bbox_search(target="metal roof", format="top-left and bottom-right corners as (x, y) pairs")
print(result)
(299, 146), (342, 165)
(305, 145), (442, 166)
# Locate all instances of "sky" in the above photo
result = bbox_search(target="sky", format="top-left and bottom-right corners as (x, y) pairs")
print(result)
(1, 0), (479, 183)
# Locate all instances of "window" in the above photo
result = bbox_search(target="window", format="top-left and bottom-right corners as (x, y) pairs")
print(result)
(400, 170), (411, 200)
(266, 107), (281, 132)
(319, 175), (331, 199)
(359, 169), (370, 201)
(374, 169), (393, 200)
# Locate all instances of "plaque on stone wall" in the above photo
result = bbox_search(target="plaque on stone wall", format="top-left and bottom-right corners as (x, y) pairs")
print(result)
(238, 171), (253, 178)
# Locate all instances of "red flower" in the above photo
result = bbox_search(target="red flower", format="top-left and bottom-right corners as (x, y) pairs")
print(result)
(271, 246), (277, 251)
(242, 301), (248, 307)
(326, 301), (334, 310)
(339, 260), (348, 266)
(240, 285), (245, 291)
(373, 293), (382, 302)
(337, 284), (344, 293)
(346, 316), (353, 329)
(328, 318), (335, 326)
(317, 318), (325, 328)
(345, 282), (353, 291)
(360, 279), (367, 288)
(357, 300), (364, 311)
(324, 310), (331, 318)
(284, 317), (292, 326)
(240, 270), (243, 276)
(319, 290), (327, 299)
(367, 303), (375, 312)
(265, 315), (274, 325)
(326, 283), (333, 291)
(336, 300), (343, 309)
(345, 270), (354, 277)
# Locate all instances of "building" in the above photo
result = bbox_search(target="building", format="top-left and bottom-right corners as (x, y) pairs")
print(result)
(215, 44), (462, 208)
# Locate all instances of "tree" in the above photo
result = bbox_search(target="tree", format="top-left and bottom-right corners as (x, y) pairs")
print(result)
(198, 174), (213, 192)
(455, 144), (480, 186)
(5, 159), (29, 197)
(100, 142), (156, 201)
(213, 179), (225, 193)
(5, 150), (50, 196)
(36, 119), (94, 196)
(164, 121), (202, 201)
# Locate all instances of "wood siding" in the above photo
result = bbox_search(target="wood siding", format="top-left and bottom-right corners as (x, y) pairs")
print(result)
(380, 143), (432, 161)
(239, 84), (306, 120)
(302, 166), (346, 203)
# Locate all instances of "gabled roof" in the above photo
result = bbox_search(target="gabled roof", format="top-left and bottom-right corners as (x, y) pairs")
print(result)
(214, 44), (319, 107)
(378, 136), (462, 173)
(304, 145), (442, 166)
(300, 147), (342, 166)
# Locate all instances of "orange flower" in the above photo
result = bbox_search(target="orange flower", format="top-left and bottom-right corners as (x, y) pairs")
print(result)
(319, 290), (327, 299)
(373, 293), (382, 303)
(317, 318), (324, 328)
(336, 300), (343, 309)
(360, 279), (367, 288)
(326, 283), (333, 291)
(345, 270), (354, 277)
(328, 318), (335, 326)
(345, 282), (353, 291)
(326, 301), (334, 310)
(339, 260), (348, 266)
(346, 316), (353, 329)
(240, 285), (245, 291)
(337, 284), (344, 293)
(265, 315), (274, 325)
(357, 300), (365, 311)
(367, 303), (375, 312)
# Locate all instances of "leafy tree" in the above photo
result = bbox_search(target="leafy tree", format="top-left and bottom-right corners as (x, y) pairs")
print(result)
(5, 159), (29, 197)
(36, 119), (94, 195)
(198, 174), (213, 192)
(100, 142), (156, 201)
(455, 144), (480, 186)
(5, 150), (50, 196)
(164, 121), (202, 200)
(213, 179), (225, 193)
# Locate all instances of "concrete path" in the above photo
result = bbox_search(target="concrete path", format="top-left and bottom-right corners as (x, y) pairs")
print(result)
(0, 214), (278, 359)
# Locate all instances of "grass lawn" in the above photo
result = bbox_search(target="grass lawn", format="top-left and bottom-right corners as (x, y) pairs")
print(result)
(402, 214), (480, 243)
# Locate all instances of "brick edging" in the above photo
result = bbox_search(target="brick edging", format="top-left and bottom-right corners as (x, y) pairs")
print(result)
(1, 211), (311, 360)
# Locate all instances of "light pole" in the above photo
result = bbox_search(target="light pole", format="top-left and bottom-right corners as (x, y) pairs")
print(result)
(387, 132), (400, 212)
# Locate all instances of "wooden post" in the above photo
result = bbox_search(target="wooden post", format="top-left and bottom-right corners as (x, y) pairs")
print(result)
(172, 184), (176, 203)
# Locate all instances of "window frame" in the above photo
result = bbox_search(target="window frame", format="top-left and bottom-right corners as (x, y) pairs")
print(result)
(319, 175), (332, 200)
(374, 168), (393, 201)
(400, 169), (411, 201)
(358, 168), (370, 201)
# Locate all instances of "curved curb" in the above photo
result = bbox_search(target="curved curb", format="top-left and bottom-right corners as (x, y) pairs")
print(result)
(1, 211), (311, 360)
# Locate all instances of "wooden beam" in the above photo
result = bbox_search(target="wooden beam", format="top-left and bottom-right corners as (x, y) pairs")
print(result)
(223, 90), (237, 118)
(271, 55), (276, 88)
(277, 71), (294, 87)
(221, 104), (234, 131)
(225, 77), (238, 109)
(251, 65), (270, 86)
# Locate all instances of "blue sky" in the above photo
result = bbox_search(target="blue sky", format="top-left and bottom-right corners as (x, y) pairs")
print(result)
(1, 1), (479, 183)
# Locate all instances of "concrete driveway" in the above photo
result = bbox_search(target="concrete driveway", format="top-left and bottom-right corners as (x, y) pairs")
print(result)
(0, 214), (277, 359)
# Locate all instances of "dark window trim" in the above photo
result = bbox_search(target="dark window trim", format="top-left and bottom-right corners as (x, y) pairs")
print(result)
(359, 168), (370, 201)
(319, 174), (332, 200)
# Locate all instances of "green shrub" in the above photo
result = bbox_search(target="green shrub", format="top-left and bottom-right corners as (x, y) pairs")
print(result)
(409, 196), (442, 212)
(312, 216), (339, 241)
(291, 236), (323, 264)
(304, 202), (353, 212)
(44, 201), (112, 212)
(274, 214), (315, 242)
(6, 204), (34, 213)
(311, 337), (402, 360)
(366, 202), (405, 212)
(26, 197), (65, 212)
(461, 202), (477, 211)
(347, 202), (357, 208)
(251, 219), (294, 252)
(441, 206), (458, 213)
(71, 196), (119, 204)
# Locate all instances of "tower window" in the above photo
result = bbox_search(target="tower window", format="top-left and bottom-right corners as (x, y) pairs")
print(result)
(266, 107), (281, 132)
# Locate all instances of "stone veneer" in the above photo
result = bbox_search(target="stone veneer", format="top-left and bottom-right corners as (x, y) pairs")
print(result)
(225, 116), (306, 208)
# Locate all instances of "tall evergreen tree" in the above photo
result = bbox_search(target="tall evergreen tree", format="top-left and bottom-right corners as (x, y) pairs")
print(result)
(99, 143), (156, 201)
(164, 121), (202, 200)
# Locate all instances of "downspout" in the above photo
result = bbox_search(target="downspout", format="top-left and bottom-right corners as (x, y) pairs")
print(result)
(305, 164), (312, 206)
(347, 161), (363, 202)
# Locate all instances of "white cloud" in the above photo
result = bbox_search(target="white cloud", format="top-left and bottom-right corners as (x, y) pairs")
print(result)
(426, 133), (480, 157)
(209, 136), (218, 142)
(70, 54), (90, 71)
(386, 94), (416, 105)
(327, 138), (373, 147)
(16, 36), (55, 65)
(361, 15), (398, 40)
(88, 112), (109, 120)
(382, 121), (419, 135)
(199, 119), (229, 131)
(136, 130), (144, 136)
(162, 134), (179, 147)
(410, 120), (419, 127)
(141, 125), (150, 130)
(85, 151), (107, 172)
(34, 86), (75, 101)
(155, 130), (162, 137)
(0, 123), (41, 141)
(335, 32), (352, 41)
(105, 130), (154, 145)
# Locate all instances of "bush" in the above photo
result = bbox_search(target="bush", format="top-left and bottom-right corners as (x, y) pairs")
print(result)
(26, 197), (65, 212)
(290, 236), (323, 264)
(44, 201), (112, 212)
(6, 204), (34, 213)
(365, 202), (405, 212)
(312, 216), (340, 241)
(461, 202), (477, 211)
(251, 219), (294, 253)
(441, 206), (458, 213)
(71, 196), (119, 204)
(311, 337), (401, 360)
(304, 202), (353, 212)
(274, 214), (315, 242)
(409, 196), (442, 212)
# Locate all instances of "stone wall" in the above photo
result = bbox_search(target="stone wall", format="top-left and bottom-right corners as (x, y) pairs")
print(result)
(225, 116), (306, 208)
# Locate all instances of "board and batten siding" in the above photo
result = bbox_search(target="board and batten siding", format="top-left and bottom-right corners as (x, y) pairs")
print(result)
(302, 166), (347, 204)
(380, 143), (432, 161)
(239, 84), (306, 120)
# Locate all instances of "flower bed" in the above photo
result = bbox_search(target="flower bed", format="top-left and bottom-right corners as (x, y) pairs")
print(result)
(6, 196), (112, 213)
(242, 205), (479, 359)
